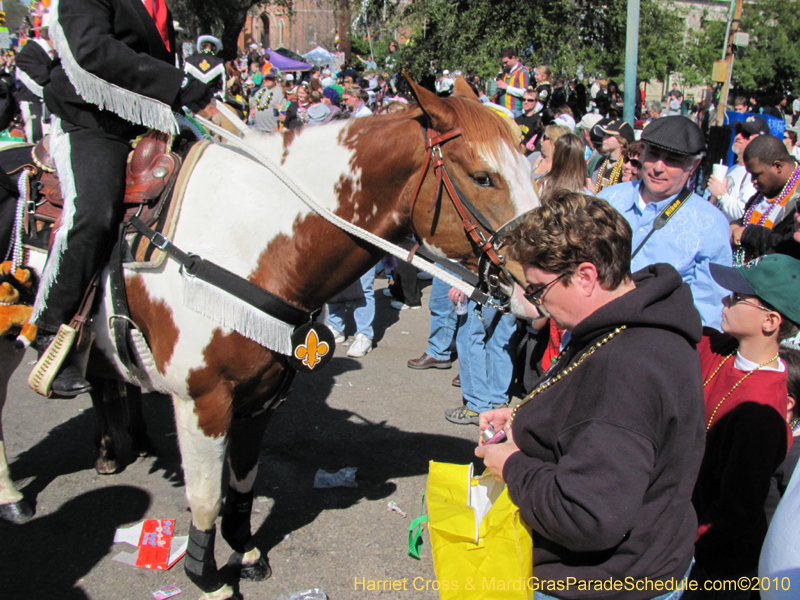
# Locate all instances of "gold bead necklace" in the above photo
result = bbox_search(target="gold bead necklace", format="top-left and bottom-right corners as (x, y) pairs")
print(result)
(507, 326), (627, 429)
(703, 351), (781, 431)
(594, 155), (624, 194)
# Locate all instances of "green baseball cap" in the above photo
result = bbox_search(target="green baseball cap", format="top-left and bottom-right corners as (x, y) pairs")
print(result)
(710, 254), (800, 323)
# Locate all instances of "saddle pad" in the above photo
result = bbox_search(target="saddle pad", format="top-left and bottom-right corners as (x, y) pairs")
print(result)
(125, 140), (211, 269)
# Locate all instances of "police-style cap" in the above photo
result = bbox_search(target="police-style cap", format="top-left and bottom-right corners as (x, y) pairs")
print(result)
(734, 115), (770, 137)
(710, 254), (800, 324)
(598, 119), (635, 144)
(642, 115), (705, 156)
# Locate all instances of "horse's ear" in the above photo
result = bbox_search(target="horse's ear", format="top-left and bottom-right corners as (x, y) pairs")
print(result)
(453, 76), (479, 102)
(403, 70), (457, 132)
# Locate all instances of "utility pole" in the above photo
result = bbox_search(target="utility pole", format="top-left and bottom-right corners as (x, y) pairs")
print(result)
(715, 0), (744, 126)
(623, 0), (641, 128)
(338, 0), (351, 63)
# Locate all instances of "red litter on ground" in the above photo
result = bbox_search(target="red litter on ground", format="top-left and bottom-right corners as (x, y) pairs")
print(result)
(112, 519), (188, 570)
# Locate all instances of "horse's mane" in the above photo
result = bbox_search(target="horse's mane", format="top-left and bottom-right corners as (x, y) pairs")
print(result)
(356, 96), (519, 161)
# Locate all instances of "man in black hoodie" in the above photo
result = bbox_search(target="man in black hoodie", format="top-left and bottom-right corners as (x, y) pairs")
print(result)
(477, 190), (706, 599)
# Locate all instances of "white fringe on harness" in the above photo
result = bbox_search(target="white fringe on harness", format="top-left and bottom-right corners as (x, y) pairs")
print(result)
(182, 275), (295, 356)
(49, 0), (179, 135)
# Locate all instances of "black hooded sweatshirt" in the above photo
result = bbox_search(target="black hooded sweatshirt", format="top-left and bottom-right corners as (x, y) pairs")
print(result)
(503, 264), (705, 599)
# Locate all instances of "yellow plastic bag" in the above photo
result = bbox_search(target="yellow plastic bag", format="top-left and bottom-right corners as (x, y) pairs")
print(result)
(426, 460), (533, 600)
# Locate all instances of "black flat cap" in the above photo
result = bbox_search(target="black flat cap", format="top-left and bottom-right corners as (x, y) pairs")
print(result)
(641, 116), (706, 156)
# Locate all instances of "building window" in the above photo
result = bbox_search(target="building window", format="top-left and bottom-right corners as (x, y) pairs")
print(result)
(279, 20), (284, 46)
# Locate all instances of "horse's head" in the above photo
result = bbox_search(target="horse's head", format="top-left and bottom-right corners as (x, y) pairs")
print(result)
(404, 75), (539, 272)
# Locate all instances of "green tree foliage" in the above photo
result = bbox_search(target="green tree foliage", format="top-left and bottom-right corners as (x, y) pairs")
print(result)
(683, 0), (800, 96)
(391, 0), (687, 84)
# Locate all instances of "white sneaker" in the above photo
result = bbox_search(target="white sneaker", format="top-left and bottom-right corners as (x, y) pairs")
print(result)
(347, 333), (372, 357)
(327, 325), (345, 344)
(391, 300), (421, 310)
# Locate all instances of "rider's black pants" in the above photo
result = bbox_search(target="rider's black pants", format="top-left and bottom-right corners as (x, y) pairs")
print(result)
(31, 117), (131, 333)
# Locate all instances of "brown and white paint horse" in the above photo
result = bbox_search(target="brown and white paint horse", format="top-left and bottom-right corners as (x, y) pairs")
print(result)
(1, 78), (537, 598)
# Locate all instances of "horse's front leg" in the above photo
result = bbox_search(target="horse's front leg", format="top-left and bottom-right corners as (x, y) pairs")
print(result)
(223, 408), (275, 581)
(173, 394), (232, 599)
(0, 340), (33, 523)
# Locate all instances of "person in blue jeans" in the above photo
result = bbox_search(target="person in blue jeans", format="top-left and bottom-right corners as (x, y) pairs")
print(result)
(407, 277), (458, 370)
(326, 265), (376, 358)
(445, 289), (519, 425)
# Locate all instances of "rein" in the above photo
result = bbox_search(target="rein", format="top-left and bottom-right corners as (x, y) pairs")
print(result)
(193, 114), (514, 310)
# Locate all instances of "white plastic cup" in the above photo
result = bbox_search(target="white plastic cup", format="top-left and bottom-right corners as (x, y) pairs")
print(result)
(455, 296), (468, 315)
(712, 163), (728, 182)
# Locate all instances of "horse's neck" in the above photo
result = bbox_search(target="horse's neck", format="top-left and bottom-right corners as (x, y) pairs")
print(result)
(233, 119), (421, 311)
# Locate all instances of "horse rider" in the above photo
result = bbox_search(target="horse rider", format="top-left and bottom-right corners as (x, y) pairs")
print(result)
(15, 11), (54, 143)
(183, 35), (226, 101)
(29, 0), (213, 397)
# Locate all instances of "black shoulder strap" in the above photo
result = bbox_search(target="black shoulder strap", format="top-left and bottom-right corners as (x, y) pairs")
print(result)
(631, 188), (693, 260)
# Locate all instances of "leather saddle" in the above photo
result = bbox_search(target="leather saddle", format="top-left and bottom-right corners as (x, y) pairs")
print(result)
(26, 131), (180, 247)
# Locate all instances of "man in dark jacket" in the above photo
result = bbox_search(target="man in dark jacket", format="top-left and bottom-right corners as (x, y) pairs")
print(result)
(29, 0), (213, 396)
(732, 134), (800, 262)
(15, 13), (54, 143)
(183, 35), (226, 101)
(477, 190), (705, 599)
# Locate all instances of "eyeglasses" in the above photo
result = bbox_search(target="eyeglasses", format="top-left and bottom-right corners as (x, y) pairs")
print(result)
(736, 131), (752, 139)
(727, 292), (771, 312)
(523, 273), (568, 305)
(522, 98), (537, 103)
(624, 157), (642, 169)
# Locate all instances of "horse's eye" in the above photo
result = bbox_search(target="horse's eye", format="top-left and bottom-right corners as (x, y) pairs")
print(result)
(472, 172), (494, 188)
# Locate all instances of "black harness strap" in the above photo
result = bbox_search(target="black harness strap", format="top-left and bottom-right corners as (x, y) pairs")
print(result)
(129, 216), (310, 327)
(109, 223), (135, 373)
(631, 188), (693, 260)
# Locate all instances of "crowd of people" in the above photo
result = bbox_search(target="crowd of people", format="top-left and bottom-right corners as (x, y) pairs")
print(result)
(385, 47), (800, 599)
(4, 3), (800, 595)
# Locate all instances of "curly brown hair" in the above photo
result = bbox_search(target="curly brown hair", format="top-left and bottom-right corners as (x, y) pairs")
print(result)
(507, 190), (633, 290)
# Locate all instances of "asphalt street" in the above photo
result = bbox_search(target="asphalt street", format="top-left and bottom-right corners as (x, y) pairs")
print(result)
(0, 276), (484, 600)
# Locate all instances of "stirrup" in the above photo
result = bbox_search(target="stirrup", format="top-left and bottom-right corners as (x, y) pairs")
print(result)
(27, 324), (77, 397)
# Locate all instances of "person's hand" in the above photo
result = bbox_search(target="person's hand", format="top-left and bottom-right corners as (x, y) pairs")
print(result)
(178, 78), (214, 113)
(448, 287), (466, 304)
(707, 175), (727, 199)
(478, 407), (514, 435)
(475, 411), (519, 483)
(731, 224), (746, 246)
(495, 80), (508, 90)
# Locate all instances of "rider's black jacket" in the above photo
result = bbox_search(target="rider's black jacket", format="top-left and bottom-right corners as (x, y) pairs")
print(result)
(15, 39), (54, 103)
(43, 0), (184, 137)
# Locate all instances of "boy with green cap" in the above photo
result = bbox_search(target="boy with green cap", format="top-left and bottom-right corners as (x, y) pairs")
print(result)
(691, 254), (799, 592)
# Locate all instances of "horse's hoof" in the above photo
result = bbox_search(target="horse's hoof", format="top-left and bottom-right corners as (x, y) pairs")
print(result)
(232, 554), (271, 582)
(0, 499), (34, 523)
(133, 435), (156, 457)
(95, 455), (118, 475)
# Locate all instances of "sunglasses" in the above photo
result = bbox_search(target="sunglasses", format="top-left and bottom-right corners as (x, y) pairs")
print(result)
(522, 98), (537, 103)
(624, 157), (642, 169)
(727, 292), (771, 312)
(737, 131), (752, 139)
(523, 273), (568, 305)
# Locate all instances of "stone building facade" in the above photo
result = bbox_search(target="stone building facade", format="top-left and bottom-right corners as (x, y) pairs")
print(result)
(238, 0), (337, 55)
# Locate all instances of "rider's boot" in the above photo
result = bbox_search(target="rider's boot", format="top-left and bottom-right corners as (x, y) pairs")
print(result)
(31, 331), (93, 397)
